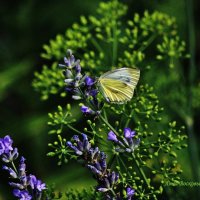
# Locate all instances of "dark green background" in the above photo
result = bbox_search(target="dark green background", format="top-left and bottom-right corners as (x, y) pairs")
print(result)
(0, 0), (199, 199)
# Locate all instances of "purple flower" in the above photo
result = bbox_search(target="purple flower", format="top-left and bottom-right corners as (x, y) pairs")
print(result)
(75, 61), (81, 73)
(19, 157), (26, 177)
(97, 187), (109, 192)
(69, 133), (91, 154)
(64, 69), (73, 78)
(81, 105), (95, 115)
(63, 50), (75, 68)
(87, 165), (102, 176)
(35, 179), (46, 192)
(0, 135), (13, 155)
(66, 141), (83, 155)
(0, 140), (5, 155)
(107, 131), (118, 142)
(2, 166), (17, 178)
(28, 174), (37, 189)
(97, 171), (119, 193)
(28, 175), (46, 192)
(85, 76), (95, 86)
(3, 136), (13, 153)
(100, 152), (107, 170)
(89, 147), (100, 160)
(1, 147), (19, 163)
(89, 89), (98, 97)
(0, 135), (46, 199)
(126, 187), (135, 200)
(9, 182), (24, 190)
(124, 128), (136, 138)
(13, 189), (32, 200)
(107, 128), (140, 153)
(110, 171), (119, 185)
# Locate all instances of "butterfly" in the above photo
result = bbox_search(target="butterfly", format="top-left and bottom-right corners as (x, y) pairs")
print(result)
(97, 68), (140, 104)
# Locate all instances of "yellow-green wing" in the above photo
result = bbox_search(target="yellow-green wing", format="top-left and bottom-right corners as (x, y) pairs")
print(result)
(98, 68), (140, 103)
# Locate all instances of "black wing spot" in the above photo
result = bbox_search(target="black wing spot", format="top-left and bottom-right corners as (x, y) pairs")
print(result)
(120, 76), (131, 83)
(123, 82), (128, 87)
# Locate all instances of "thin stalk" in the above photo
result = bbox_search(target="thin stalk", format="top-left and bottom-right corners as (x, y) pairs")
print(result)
(110, 188), (117, 197)
(132, 153), (150, 187)
(138, 34), (157, 52)
(118, 155), (131, 177)
(99, 114), (119, 135)
(125, 108), (135, 127)
(11, 161), (18, 174)
(67, 124), (82, 134)
(107, 154), (116, 169)
(90, 37), (103, 53)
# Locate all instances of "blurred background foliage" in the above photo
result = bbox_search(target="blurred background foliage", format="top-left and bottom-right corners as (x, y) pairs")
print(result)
(0, 0), (199, 199)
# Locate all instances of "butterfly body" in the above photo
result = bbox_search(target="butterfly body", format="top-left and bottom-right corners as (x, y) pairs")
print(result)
(97, 68), (140, 104)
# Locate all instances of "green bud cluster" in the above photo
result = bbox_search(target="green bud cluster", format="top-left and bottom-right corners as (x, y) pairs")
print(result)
(32, 63), (65, 100)
(47, 104), (76, 135)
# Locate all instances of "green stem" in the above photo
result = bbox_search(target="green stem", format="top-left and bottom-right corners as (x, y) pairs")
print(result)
(103, 109), (108, 121)
(118, 155), (131, 176)
(132, 153), (149, 187)
(132, 153), (157, 200)
(11, 161), (18, 174)
(138, 34), (157, 52)
(90, 38), (103, 53)
(107, 154), (116, 169)
(110, 188), (117, 197)
(67, 124), (82, 134)
(99, 114), (119, 135)
(125, 108), (134, 127)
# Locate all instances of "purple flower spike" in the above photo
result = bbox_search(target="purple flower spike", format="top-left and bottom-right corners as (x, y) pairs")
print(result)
(126, 187), (135, 200)
(107, 131), (118, 142)
(124, 128), (136, 139)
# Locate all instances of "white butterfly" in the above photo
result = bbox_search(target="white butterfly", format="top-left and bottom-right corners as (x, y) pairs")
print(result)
(97, 68), (140, 104)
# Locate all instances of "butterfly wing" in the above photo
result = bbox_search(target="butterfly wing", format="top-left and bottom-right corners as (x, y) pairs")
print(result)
(98, 68), (140, 103)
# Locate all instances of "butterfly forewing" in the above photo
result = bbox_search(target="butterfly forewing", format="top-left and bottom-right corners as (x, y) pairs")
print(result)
(98, 68), (140, 103)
